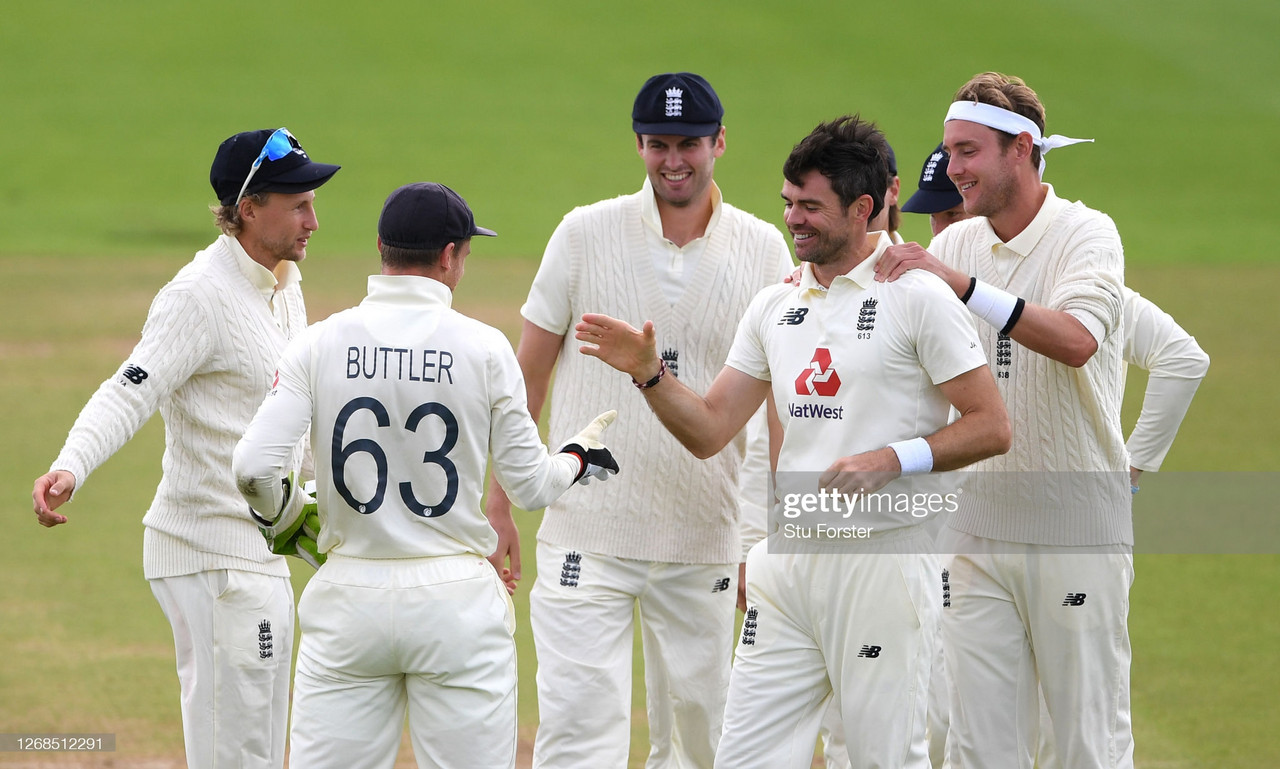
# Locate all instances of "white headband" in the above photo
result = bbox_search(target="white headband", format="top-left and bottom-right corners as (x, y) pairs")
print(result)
(945, 100), (1092, 176)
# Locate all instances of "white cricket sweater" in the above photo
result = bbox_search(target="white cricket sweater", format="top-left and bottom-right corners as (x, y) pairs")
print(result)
(51, 235), (305, 578)
(932, 186), (1132, 546)
(1121, 288), (1210, 471)
(524, 189), (793, 563)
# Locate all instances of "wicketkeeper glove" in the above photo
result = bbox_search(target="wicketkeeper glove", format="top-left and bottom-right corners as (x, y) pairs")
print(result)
(256, 477), (327, 569)
(558, 410), (620, 485)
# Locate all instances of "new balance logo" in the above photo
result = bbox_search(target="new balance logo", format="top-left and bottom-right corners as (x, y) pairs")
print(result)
(794, 348), (841, 397)
(857, 645), (882, 659)
(560, 552), (582, 587)
(1062, 593), (1087, 607)
(778, 307), (809, 326)
(741, 607), (758, 646)
(712, 577), (731, 593)
(258, 619), (274, 660)
(120, 365), (149, 386)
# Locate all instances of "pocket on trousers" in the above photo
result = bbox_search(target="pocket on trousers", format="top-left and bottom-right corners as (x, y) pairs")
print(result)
(215, 570), (285, 671)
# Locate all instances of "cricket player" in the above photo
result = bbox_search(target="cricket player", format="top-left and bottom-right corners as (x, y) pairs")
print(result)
(876, 72), (1138, 769)
(31, 128), (338, 769)
(483, 72), (794, 767)
(576, 115), (1010, 769)
(232, 182), (620, 769)
(896, 139), (1211, 768)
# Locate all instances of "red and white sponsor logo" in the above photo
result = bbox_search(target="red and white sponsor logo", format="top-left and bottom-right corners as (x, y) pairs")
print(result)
(794, 348), (841, 396)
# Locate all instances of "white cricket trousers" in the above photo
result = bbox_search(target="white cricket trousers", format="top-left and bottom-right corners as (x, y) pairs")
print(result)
(529, 541), (737, 769)
(288, 553), (518, 769)
(716, 527), (939, 769)
(819, 616), (950, 769)
(149, 569), (294, 769)
(938, 529), (1134, 769)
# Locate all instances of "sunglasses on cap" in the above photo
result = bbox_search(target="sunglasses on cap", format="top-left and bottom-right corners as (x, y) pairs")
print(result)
(233, 127), (297, 207)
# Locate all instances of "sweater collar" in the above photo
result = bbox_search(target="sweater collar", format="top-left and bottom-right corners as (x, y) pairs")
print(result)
(988, 183), (1069, 258)
(638, 177), (724, 243)
(797, 231), (893, 292)
(361, 274), (454, 310)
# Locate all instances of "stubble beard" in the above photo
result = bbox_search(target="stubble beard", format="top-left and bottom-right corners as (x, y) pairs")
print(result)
(797, 229), (850, 266)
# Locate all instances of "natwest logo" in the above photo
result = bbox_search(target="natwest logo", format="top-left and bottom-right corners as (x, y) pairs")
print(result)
(795, 348), (841, 396)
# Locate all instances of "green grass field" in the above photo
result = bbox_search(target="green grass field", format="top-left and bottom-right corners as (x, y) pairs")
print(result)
(3, 0), (1278, 766)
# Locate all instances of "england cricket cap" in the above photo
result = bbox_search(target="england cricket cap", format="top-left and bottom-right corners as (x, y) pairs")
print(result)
(377, 182), (497, 250)
(632, 72), (724, 137)
(901, 142), (963, 214)
(210, 128), (341, 206)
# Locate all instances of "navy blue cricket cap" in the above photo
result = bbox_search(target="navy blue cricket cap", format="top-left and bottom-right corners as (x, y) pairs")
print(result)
(210, 128), (341, 206)
(632, 72), (724, 137)
(901, 142), (963, 214)
(378, 182), (497, 250)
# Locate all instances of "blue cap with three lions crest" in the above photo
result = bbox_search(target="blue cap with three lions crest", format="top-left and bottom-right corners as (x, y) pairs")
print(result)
(632, 72), (724, 137)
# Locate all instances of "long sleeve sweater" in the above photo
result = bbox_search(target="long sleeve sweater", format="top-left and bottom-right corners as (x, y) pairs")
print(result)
(932, 187), (1132, 546)
(51, 235), (305, 578)
(523, 189), (793, 564)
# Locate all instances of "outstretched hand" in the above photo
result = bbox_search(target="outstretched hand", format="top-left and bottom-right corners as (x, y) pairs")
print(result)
(575, 313), (661, 382)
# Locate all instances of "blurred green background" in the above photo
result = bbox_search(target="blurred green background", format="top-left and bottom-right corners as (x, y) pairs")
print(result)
(3, 0), (1277, 766)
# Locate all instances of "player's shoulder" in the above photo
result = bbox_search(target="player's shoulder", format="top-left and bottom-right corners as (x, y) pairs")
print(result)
(562, 189), (643, 222)
(891, 264), (961, 300)
(743, 279), (804, 321)
(718, 200), (782, 233)
(930, 216), (988, 251)
(1056, 198), (1121, 241)
(439, 309), (514, 354)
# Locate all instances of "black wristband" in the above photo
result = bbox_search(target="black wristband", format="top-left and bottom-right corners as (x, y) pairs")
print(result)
(632, 359), (667, 390)
(960, 276), (978, 304)
(1000, 298), (1026, 336)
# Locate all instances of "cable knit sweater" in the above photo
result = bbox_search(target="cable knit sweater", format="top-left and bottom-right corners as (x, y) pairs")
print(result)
(525, 190), (792, 563)
(51, 235), (305, 578)
(931, 186), (1132, 546)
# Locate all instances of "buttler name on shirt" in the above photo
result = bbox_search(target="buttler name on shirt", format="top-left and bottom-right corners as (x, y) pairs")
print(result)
(347, 346), (455, 383)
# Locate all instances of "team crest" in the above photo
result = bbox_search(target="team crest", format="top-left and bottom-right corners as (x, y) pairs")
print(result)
(661, 348), (679, 378)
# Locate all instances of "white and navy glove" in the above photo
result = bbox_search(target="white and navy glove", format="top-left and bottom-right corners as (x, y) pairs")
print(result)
(254, 476), (326, 569)
(558, 410), (620, 485)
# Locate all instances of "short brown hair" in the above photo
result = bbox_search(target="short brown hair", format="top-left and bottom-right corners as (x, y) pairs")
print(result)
(783, 114), (891, 219)
(378, 241), (449, 271)
(210, 192), (270, 236)
(954, 72), (1046, 169)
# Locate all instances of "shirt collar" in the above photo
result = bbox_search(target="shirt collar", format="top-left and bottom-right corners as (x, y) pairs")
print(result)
(639, 177), (723, 242)
(362, 274), (454, 310)
(224, 234), (302, 299)
(796, 231), (894, 293)
(999, 183), (1068, 257)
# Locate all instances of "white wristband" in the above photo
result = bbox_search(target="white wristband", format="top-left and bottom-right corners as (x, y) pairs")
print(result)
(889, 437), (934, 476)
(964, 278), (1026, 335)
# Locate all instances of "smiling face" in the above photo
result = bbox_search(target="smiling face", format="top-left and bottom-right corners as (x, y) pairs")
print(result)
(636, 129), (725, 210)
(239, 190), (319, 270)
(942, 119), (1025, 221)
(781, 168), (867, 268)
